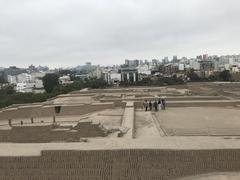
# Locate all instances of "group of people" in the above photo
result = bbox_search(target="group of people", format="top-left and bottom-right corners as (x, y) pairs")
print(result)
(143, 97), (166, 112)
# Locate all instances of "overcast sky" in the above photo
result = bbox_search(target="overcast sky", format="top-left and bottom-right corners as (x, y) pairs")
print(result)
(0, 0), (240, 68)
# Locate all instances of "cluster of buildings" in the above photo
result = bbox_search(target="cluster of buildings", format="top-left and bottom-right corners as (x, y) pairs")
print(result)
(0, 65), (76, 93)
(177, 54), (240, 78)
(0, 66), (48, 93)
(99, 54), (240, 85)
(1, 54), (240, 92)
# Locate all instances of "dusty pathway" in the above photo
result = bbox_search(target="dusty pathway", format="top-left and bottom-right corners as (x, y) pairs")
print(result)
(135, 109), (160, 138)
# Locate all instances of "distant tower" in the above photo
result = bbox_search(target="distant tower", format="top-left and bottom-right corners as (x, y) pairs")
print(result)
(197, 55), (202, 60)
(152, 59), (158, 66)
(86, 62), (92, 66)
(163, 57), (169, 64)
(125, 59), (130, 66)
(203, 54), (208, 60)
(173, 56), (178, 62)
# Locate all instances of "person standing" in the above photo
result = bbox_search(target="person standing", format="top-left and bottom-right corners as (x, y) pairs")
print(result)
(158, 99), (162, 111)
(162, 97), (166, 110)
(149, 100), (152, 111)
(154, 100), (158, 111)
(143, 100), (148, 111)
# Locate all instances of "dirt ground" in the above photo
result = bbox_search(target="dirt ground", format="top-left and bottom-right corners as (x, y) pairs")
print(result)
(134, 109), (160, 138)
(155, 107), (240, 136)
(178, 172), (240, 180)
(177, 82), (240, 98)
(0, 108), (124, 131)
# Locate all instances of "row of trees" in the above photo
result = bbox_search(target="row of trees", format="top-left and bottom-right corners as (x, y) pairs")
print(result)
(0, 88), (54, 109)
(187, 69), (232, 82)
(120, 75), (184, 87)
(0, 76), (6, 84)
(0, 73), (109, 109)
(42, 73), (109, 93)
(0, 69), (234, 109)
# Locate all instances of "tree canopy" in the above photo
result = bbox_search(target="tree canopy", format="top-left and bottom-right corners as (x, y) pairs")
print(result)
(42, 73), (59, 93)
(187, 69), (200, 81)
(219, 70), (231, 81)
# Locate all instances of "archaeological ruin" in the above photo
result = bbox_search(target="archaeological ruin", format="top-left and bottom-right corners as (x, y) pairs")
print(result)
(0, 83), (240, 179)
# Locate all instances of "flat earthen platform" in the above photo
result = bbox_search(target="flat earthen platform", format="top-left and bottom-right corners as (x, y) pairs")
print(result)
(1, 85), (240, 179)
(154, 107), (240, 136)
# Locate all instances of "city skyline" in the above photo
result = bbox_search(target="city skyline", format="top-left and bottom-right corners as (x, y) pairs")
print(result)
(1, 52), (240, 69)
(1, 0), (240, 68)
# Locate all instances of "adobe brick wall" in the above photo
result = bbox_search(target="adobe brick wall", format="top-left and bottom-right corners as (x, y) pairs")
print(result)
(58, 103), (114, 116)
(134, 101), (240, 108)
(0, 123), (106, 143)
(0, 107), (38, 120)
(0, 149), (240, 180)
(0, 103), (115, 120)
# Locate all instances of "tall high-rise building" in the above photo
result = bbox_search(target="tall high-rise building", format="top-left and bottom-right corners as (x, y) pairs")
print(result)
(162, 57), (169, 64)
(152, 59), (158, 66)
(124, 59), (139, 67)
(125, 59), (130, 66)
(203, 54), (208, 60)
(172, 56), (178, 63)
(197, 55), (202, 60)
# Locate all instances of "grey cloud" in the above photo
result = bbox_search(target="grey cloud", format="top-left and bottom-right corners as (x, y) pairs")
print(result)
(0, 0), (240, 68)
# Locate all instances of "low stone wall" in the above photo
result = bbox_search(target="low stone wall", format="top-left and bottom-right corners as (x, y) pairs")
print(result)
(100, 99), (126, 108)
(0, 106), (39, 120)
(57, 103), (114, 116)
(0, 103), (115, 120)
(101, 96), (226, 103)
(0, 149), (240, 180)
(0, 122), (107, 143)
(134, 100), (240, 108)
(167, 101), (240, 108)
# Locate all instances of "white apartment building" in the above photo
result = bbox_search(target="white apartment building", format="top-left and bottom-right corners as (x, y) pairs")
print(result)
(189, 60), (200, 70)
(92, 66), (103, 79)
(232, 66), (240, 73)
(7, 75), (17, 84)
(110, 72), (121, 84)
(103, 69), (122, 85)
(17, 73), (32, 83)
(16, 83), (32, 93)
(178, 64), (185, 71)
(31, 72), (46, 79)
(137, 64), (151, 75)
(7, 72), (45, 93)
(59, 75), (73, 85)
(16, 80), (44, 93)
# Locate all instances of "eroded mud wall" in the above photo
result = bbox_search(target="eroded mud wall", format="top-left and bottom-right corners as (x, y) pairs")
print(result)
(0, 149), (240, 180)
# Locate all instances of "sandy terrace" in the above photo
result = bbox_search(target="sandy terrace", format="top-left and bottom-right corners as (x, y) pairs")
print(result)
(154, 107), (240, 136)
(0, 108), (124, 130)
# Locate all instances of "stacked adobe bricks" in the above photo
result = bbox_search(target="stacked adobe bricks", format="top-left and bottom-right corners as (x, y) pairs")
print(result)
(0, 149), (240, 180)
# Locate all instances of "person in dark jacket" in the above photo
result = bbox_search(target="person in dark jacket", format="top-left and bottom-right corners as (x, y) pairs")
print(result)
(154, 100), (158, 111)
(158, 99), (162, 110)
(161, 98), (166, 110)
(149, 100), (152, 111)
(143, 100), (148, 111)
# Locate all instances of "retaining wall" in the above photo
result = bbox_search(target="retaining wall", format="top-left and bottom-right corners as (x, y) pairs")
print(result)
(0, 103), (115, 120)
(134, 100), (240, 108)
(0, 122), (106, 143)
(0, 149), (240, 180)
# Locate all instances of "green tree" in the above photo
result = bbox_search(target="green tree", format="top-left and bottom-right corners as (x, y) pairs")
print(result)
(208, 73), (219, 81)
(219, 70), (231, 81)
(158, 65), (165, 73)
(0, 76), (6, 83)
(85, 78), (108, 89)
(187, 69), (200, 81)
(57, 70), (73, 76)
(42, 73), (59, 93)
(3, 85), (15, 95)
